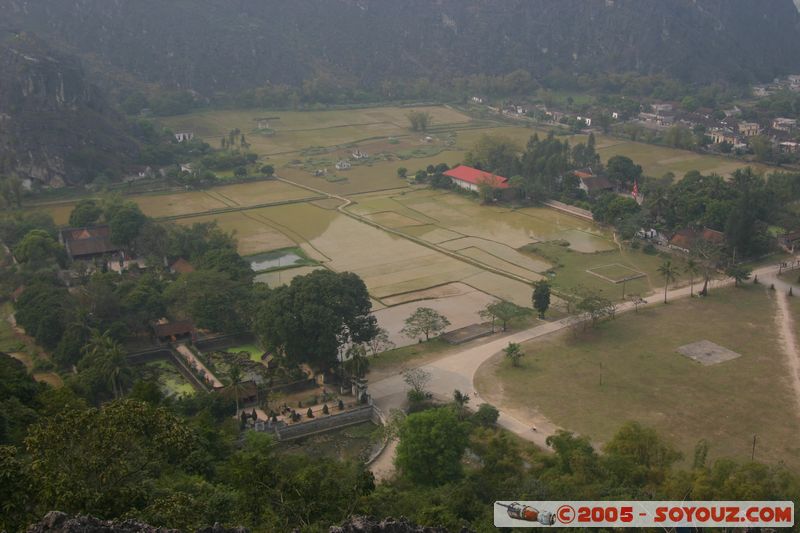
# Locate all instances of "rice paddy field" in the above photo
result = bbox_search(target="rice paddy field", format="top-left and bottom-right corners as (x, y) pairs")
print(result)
(24, 104), (784, 332)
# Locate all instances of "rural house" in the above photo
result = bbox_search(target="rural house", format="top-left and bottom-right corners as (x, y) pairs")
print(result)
(174, 132), (194, 142)
(575, 169), (614, 196)
(737, 122), (760, 137)
(59, 225), (121, 261)
(443, 165), (509, 192)
(335, 160), (351, 170)
(668, 227), (725, 253)
(152, 319), (196, 343)
(772, 118), (797, 132)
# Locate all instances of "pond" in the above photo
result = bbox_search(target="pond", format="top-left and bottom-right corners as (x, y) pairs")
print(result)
(248, 249), (305, 272)
(138, 359), (196, 397)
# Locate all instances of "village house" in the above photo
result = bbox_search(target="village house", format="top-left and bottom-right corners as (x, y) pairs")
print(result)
(174, 131), (194, 142)
(180, 162), (194, 173)
(351, 149), (368, 160)
(789, 75), (800, 91)
(574, 169), (613, 196)
(444, 165), (510, 193)
(779, 141), (800, 154)
(59, 225), (121, 261)
(638, 112), (673, 127)
(470, 96), (485, 104)
(737, 122), (760, 137)
(778, 231), (800, 252)
(335, 160), (351, 171)
(576, 116), (592, 127)
(668, 227), (725, 254)
(772, 118), (797, 133)
(652, 103), (674, 115)
(152, 319), (196, 343)
(710, 128), (739, 146)
(169, 258), (195, 275)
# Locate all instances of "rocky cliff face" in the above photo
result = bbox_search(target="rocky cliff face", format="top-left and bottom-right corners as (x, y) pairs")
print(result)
(2, 0), (800, 94)
(0, 33), (137, 188)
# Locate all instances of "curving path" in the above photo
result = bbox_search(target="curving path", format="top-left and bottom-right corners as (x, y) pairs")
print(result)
(367, 262), (786, 479)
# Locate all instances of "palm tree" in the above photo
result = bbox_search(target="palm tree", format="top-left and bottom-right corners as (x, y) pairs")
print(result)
(83, 329), (131, 399)
(684, 258), (700, 297)
(229, 363), (243, 415)
(658, 260), (679, 304)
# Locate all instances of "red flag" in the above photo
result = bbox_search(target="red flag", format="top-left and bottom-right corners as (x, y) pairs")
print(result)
(632, 180), (639, 199)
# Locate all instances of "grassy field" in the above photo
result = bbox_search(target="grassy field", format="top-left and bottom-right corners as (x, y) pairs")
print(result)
(475, 285), (800, 469)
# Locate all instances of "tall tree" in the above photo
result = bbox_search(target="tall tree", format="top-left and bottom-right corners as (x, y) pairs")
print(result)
(256, 270), (377, 370)
(532, 281), (551, 319)
(395, 408), (469, 486)
(504, 342), (524, 367)
(401, 307), (451, 341)
(658, 260), (679, 304)
(684, 258), (700, 297)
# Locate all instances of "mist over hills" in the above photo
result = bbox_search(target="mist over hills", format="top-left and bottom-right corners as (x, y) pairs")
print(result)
(3, 0), (800, 96)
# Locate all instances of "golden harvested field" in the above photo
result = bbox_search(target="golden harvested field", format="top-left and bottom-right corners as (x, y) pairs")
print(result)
(176, 211), (295, 256)
(206, 180), (317, 206)
(131, 191), (228, 218)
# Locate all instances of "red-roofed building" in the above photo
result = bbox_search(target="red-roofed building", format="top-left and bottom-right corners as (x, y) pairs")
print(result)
(668, 227), (725, 253)
(444, 165), (510, 192)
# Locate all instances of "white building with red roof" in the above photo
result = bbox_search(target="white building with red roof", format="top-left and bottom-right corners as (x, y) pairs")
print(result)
(443, 165), (509, 192)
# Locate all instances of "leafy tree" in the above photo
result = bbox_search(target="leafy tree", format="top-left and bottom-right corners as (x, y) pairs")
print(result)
(532, 281), (551, 318)
(725, 264), (752, 287)
(658, 260), (679, 303)
(605, 155), (642, 189)
(402, 368), (431, 402)
(68, 199), (104, 227)
(25, 400), (197, 518)
(576, 292), (616, 329)
(256, 270), (377, 370)
(466, 134), (521, 179)
(13, 229), (65, 268)
(108, 203), (147, 248)
(401, 307), (451, 341)
(503, 342), (524, 367)
(165, 270), (251, 334)
(406, 110), (432, 132)
(452, 389), (470, 419)
(396, 167), (408, 178)
(480, 300), (528, 331)
(0, 175), (23, 207)
(260, 164), (275, 176)
(395, 408), (469, 485)
(604, 421), (681, 488)
(15, 280), (71, 349)
(195, 247), (253, 282)
(365, 327), (395, 355)
(474, 403), (500, 427)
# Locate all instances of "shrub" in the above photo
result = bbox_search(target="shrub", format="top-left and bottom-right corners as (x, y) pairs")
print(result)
(322, 403), (329, 415)
(643, 243), (657, 255)
(307, 407), (314, 418)
(473, 403), (500, 426)
(338, 399), (344, 410)
(630, 240), (641, 249)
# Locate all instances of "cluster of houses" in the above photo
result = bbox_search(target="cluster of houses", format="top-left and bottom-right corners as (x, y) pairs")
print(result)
(752, 74), (800, 97)
(329, 148), (370, 172)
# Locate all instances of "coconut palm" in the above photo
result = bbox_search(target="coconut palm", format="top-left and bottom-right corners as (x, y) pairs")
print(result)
(684, 258), (700, 297)
(658, 260), (679, 304)
(83, 329), (131, 399)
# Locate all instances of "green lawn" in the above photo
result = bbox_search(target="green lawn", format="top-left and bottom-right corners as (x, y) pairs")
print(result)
(523, 242), (688, 301)
(476, 285), (800, 469)
(368, 339), (455, 381)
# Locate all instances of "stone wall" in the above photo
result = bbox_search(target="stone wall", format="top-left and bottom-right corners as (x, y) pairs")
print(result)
(267, 404), (377, 441)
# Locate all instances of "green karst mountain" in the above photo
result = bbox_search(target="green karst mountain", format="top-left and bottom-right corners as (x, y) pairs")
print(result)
(3, 0), (800, 94)
(0, 33), (137, 187)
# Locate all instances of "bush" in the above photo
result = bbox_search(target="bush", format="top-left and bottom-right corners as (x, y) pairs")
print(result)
(473, 403), (500, 426)
(322, 403), (329, 415)
(643, 243), (657, 255)
(306, 407), (314, 418)
(338, 399), (344, 410)
(630, 240), (640, 249)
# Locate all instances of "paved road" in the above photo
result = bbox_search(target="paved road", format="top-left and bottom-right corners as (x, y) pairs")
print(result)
(368, 262), (787, 477)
